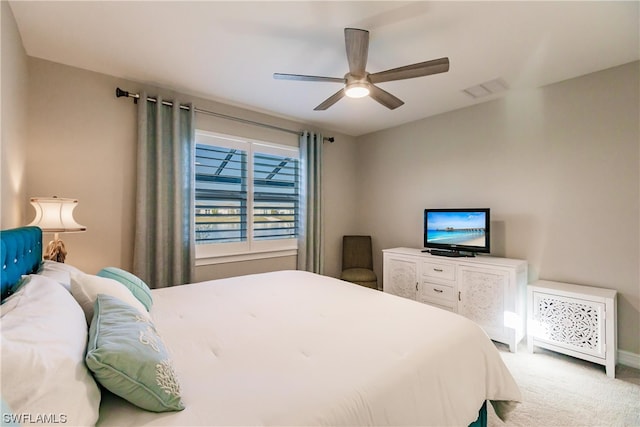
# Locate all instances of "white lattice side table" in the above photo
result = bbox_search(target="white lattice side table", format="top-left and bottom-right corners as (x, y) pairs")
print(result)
(527, 280), (617, 378)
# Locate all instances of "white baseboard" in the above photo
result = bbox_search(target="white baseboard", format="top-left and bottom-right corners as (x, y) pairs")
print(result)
(618, 349), (640, 369)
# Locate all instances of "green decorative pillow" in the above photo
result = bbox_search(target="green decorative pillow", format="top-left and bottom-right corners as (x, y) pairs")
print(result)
(97, 267), (153, 311)
(1, 399), (19, 427)
(85, 294), (184, 412)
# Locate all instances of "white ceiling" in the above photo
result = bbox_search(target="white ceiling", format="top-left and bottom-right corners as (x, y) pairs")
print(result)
(9, 1), (639, 137)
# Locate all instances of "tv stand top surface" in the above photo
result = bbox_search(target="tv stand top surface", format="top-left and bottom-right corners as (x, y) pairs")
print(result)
(385, 247), (527, 269)
(422, 249), (475, 258)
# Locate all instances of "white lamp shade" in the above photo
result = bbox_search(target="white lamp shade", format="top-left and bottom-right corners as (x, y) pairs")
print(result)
(28, 197), (87, 232)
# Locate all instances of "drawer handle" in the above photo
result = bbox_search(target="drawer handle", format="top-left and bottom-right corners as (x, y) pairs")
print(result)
(433, 288), (444, 293)
(433, 268), (444, 272)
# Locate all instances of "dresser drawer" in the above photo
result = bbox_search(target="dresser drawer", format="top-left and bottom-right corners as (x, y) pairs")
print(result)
(419, 281), (455, 305)
(422, 261), (456, 281)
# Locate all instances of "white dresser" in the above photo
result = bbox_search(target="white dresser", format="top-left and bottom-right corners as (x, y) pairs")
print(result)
(527, 280), (617, 378)
(382, 248), (528, 352)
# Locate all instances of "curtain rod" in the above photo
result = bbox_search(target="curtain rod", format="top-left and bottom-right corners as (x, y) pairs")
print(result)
(115, 88), (334, 143)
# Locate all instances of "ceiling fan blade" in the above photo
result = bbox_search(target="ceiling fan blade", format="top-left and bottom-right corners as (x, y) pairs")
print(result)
(273, 73), (345, 83)
(369, 57), (449, 84)
(369, 84), (404, 110)
(344, 28), (369, 76)
(314, 88), (346, 111)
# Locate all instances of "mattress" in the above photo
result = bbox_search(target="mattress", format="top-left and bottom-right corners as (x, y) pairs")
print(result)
(97, 270), (520, 426)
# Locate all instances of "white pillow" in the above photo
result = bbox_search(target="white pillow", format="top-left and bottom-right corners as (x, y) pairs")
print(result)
(40, 260), (83, 275)
(37, 265), (71, 291)
(70, 272), (149, 324)
(35, 261), (83, 292)
(0, 276), (29, 316)
(1, 274), (101, 426)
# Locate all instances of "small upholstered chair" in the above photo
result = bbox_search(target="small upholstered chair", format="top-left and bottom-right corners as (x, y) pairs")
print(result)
(340, 235), (378, 290)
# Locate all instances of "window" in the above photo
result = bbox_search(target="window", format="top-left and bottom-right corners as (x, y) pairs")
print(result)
(253, 151), (299, 241)
(195, 131), (300, 263)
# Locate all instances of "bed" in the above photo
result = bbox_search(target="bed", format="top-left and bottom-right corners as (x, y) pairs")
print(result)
(1, 226), (521, 426)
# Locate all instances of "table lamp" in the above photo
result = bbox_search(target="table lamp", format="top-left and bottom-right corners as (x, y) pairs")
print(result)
(28, 196), (87, 263)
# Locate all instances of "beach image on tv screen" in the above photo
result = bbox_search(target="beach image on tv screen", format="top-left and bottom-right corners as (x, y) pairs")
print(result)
(427, 211), (487, 247)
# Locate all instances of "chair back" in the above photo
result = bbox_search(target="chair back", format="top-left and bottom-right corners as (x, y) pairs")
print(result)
(342, 235), (373, 270)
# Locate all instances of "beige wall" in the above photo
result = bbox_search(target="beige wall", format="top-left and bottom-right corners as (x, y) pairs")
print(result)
(21, 56), (357, 279)
(355, 62), (640, 355)
(26, 58), (138, 273)
(1, 1), (29, 228)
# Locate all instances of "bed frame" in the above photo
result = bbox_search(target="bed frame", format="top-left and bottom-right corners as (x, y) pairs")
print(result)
(0, 226), (489, 427)
(1, 226), (42, 300)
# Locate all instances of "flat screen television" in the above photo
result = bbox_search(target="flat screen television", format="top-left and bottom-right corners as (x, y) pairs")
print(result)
(423, 208), (490, 257)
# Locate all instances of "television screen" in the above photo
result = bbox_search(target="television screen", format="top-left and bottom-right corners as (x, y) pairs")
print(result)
(424, 208), (490, 254)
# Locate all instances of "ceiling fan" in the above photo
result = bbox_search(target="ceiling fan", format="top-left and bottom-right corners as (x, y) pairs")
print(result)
(273, 28), (449, 111)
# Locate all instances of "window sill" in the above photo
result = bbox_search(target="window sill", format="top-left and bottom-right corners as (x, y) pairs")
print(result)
(195, 248), (298, 266)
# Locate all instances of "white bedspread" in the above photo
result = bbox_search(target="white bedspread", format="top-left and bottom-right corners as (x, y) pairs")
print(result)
(98, 270), (520, 426)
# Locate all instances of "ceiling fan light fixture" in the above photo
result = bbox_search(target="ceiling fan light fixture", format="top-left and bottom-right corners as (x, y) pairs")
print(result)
(274, 28), (450, 110)
(345, 82), (370, 98)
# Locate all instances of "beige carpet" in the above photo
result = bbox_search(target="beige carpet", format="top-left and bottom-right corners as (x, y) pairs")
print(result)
(488, 343), (640, 426)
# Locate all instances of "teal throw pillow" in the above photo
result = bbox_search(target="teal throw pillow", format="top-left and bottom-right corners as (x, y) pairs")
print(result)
(2, 399), (19, 426)
(97, 267), (153, 311)
(85, 294), (184, 412)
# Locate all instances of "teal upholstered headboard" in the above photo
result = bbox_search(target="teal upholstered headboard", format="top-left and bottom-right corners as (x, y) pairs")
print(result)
(1, 226), (42, 300)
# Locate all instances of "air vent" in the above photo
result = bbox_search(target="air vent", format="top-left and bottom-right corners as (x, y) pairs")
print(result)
(463, 78), (509, 99)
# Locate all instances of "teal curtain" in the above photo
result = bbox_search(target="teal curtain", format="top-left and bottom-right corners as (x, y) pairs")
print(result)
(297, 131), (323, 274)
(133, 93), (195, 288)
